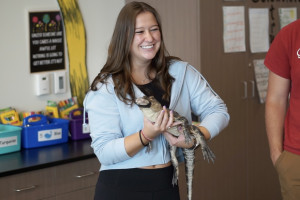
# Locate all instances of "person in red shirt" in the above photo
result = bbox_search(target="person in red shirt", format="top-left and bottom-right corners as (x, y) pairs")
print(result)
(265, 19), (300, 200)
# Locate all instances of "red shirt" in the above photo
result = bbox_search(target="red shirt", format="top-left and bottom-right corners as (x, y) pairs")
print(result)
(264, 19), (300, 155)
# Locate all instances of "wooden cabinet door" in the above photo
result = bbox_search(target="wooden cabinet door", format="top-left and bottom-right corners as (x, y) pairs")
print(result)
(199, 1), (248, 199)
(246, 55), (281, 200)
(0, 167), (56, 200)
(201, 1), (284, 199)
(55, 158), (99, 196)
(0, 158), (99, 200)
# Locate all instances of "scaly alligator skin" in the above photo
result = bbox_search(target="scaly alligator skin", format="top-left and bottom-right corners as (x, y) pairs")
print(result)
(135, 96), (215, 200)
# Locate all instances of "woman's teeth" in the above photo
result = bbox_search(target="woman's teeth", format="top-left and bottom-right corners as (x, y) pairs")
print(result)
(141, 45), (153, 49)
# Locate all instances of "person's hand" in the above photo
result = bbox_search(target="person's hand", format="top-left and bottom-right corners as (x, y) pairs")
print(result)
(271, 150), (282, 166)
(142, 106), (174, 139)
(163, 131), (194, 148)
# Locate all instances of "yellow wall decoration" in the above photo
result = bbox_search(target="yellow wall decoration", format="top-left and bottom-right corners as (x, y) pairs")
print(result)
(57, 0), (89, 107)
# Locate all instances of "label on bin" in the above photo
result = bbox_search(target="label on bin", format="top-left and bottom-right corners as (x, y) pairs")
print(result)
(82, 123), (90, 134)
(0, 136), (18, 148)
(38, 128), (62, 142)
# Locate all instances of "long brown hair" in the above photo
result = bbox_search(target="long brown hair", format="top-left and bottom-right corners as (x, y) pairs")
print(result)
(90, 1), (180, 105)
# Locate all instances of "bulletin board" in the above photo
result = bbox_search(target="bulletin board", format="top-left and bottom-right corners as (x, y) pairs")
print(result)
(29, 11), (65, 73)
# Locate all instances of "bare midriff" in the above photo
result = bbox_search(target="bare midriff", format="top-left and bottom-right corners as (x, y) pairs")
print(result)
(139, 161), (172, 169)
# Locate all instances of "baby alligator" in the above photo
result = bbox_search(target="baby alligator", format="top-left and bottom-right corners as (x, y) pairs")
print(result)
(135, 96), (215, 200)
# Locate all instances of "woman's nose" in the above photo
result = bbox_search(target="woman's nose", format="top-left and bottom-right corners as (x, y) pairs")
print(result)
(144, 30), (154, 42)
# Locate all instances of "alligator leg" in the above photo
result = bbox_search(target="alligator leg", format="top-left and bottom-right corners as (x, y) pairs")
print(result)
(170, 145), (179, 185)
(191, 125), (216, 163)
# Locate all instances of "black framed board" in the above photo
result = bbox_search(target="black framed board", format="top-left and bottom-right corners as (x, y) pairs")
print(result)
(29, 11), (65, 73)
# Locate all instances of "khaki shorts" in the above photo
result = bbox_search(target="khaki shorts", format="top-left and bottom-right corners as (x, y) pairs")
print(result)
(275, 150), (300, 200)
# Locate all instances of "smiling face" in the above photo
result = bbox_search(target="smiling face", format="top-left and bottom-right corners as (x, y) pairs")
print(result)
(130, 11), (161, 66)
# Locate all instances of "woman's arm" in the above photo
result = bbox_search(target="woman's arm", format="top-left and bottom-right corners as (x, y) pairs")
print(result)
(85, 89), (130, 165)
(85, 86), (174, 164)
(187, 66), (230, 139)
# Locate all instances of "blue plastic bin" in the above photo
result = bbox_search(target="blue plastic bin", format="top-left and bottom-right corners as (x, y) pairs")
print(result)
(21, 114), (69, 149)
(0, 124), (22, 154)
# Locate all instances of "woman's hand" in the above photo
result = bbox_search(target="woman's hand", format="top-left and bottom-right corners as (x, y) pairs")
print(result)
(163, 132), (194, 148)
(142, 106), (174, 139)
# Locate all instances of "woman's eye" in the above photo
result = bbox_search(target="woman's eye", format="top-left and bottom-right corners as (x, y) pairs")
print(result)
(151, 28), (159, 32)
(135, 31), (144, 34)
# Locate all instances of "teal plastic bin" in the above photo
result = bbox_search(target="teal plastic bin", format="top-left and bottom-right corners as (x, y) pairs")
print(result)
(0, 124), (21, 154)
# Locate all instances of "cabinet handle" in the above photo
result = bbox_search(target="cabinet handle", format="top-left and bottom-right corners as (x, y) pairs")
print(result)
(75, 171), (95, 178)
(14, 185), (37, 192)
(250, 80), (255, 98)
(242, 81), (247, 99)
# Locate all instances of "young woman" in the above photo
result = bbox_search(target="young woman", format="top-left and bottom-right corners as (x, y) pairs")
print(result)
(84, 2), (230, 200)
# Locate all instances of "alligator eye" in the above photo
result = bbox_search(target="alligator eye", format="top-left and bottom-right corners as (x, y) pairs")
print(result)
(137, 99), (151, 108)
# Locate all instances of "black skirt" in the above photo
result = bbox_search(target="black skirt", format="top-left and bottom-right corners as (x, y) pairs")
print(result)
(94, 165), (180, 200)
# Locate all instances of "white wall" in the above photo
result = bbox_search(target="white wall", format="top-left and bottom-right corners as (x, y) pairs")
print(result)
(0, 0), (125, 112)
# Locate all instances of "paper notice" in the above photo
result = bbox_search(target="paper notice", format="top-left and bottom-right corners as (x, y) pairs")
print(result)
(223, 6), (246, 53)
(249, 8), (269, 53)
(279, 7), (297, 29)
(253, 59), (269, 104)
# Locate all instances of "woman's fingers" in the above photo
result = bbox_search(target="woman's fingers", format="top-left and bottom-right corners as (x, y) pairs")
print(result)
(154, 106), (170, 130)
(160, 106), (169, 128)
(162, 132), (174, 143)
(154, 108), (165, 127)
(144, 107), (175, 138)
(166, 110), (174, 129)
(163, 132), (193, 148)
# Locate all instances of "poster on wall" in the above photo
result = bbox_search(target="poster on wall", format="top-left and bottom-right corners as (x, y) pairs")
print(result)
(279, 7), (297, 29)
(223, 6), (246, 53)
(29, 11), (65, 73)
(249, 8), (269, 53)
(253, 59), (269, 104)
